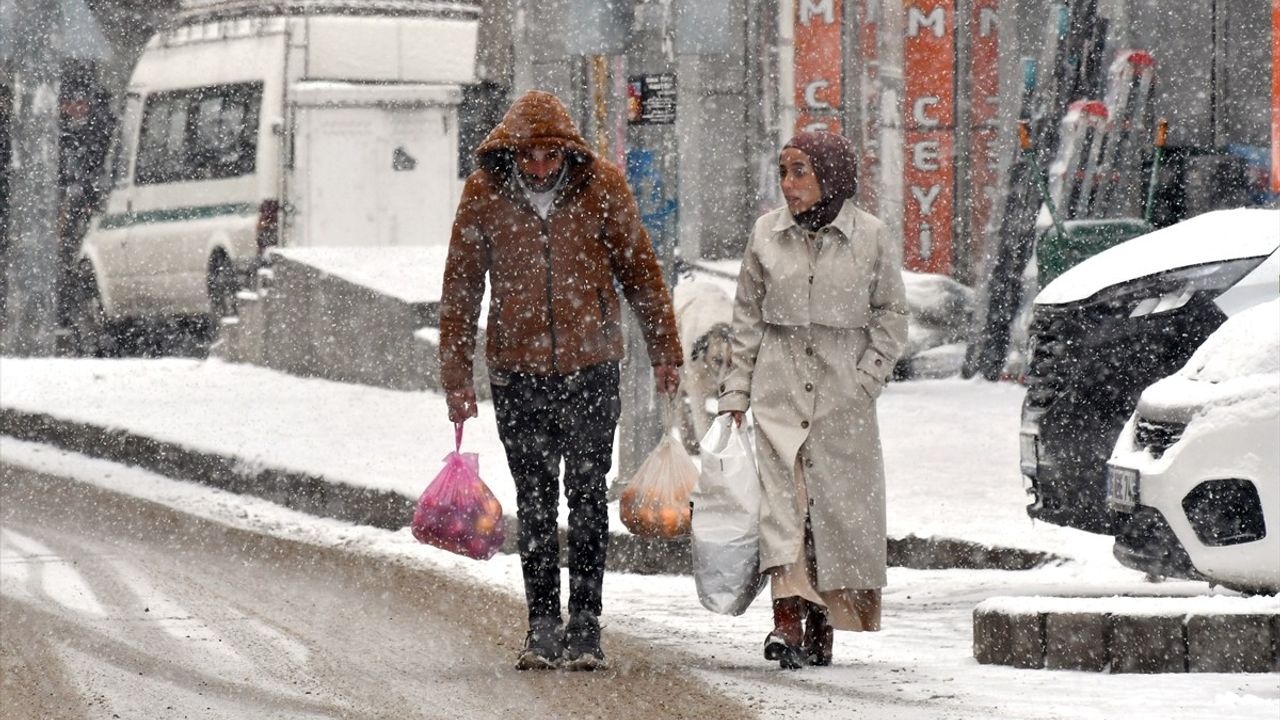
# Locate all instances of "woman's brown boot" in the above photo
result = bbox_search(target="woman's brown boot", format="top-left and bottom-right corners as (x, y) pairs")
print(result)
(763, 597), (806, 669)
(802, 601), (834, 666)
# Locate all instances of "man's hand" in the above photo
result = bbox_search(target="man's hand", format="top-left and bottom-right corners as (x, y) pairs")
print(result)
(653, 364), (680, 396)
(447, 387), (478, 423)
(720, 410), (744, 428)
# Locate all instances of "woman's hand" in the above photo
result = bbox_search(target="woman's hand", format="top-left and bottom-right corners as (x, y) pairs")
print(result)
(653, 364), (681, 396)
(720, 410), (744, 428)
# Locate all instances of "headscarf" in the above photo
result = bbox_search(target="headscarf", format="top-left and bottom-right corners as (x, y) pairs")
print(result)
(782, 131), (859, 232)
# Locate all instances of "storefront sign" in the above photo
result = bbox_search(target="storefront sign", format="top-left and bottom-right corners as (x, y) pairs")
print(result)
(903, 0), (956, 275)
(794, 0), (843, 134)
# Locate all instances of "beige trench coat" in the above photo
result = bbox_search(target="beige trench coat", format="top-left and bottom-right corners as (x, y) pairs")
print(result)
(718, 200), (908, 592)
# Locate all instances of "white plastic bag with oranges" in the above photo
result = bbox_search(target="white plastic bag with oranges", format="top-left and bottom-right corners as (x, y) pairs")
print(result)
(691, 413), (766, 615)
(620, 399), (698, 539)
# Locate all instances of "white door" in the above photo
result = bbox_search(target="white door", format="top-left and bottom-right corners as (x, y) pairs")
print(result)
(292, 104), (454, 247)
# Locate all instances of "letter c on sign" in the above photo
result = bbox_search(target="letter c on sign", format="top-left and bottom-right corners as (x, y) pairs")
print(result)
(913, 97), (940, 127)
(804, 80), (831, 110)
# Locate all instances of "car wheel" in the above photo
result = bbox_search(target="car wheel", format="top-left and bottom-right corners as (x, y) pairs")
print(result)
(68, 268), (117, 357)
(207, 253), (238, 321)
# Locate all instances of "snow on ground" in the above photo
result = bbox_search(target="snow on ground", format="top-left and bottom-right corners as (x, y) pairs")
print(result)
(0, 358), (1103, 561)
(2, 358), (1278, 719)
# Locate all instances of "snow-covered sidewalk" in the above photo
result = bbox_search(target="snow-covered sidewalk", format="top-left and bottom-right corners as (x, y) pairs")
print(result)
(1, 357), (1096, 559)
(2, 357), (1277, 719)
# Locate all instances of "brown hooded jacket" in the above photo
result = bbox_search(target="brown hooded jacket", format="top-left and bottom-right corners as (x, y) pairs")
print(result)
(438, 91), (682, 391)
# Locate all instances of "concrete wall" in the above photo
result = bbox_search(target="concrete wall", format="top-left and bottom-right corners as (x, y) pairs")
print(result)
(501, 0), (775, 262)
(217, 254), (491, 395)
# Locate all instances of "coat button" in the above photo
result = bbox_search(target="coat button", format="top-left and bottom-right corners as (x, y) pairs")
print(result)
(800, 420), (809, 429)
(805, 347), (814, 356)
(719, 383), (726, 393)
(804, 382), (813, 391)
(805, 458), (814, 468)
(808, 275), (814, 284)
(875, 358), (882, 367)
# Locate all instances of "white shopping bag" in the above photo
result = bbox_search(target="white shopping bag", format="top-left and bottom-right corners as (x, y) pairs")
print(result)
(691, 414), (766, 615)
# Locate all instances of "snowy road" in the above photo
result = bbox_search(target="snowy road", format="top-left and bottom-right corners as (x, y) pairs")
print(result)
(0, 463), (752, 720)
(2, 359), (1277, 720)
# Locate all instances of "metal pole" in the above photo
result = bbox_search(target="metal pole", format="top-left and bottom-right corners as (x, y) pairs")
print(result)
(2, 0), (61, 355)
(1143, 118), (1167, 226)
(615, 0), (677, 490)
(953, 0), (974, 283)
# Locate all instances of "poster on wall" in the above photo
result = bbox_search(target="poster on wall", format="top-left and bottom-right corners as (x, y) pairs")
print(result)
(627, 74), (677, 125)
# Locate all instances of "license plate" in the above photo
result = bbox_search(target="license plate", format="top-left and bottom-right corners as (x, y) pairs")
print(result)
(1019, 432), (1039, 475)
(1106, 464), (1140, 512)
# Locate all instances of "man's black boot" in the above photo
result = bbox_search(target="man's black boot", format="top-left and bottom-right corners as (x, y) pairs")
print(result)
(515, 616), (563, 670)
(562, 611), (607, 671)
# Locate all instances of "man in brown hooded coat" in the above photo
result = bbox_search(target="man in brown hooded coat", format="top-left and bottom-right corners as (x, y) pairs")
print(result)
(439, 90), (682, 671)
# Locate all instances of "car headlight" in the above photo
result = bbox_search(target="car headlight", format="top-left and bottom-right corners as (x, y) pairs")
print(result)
(1093, 257), (1269, 318)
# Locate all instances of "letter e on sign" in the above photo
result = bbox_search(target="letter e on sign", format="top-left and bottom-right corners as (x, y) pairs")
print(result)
(912, 141), (941, 171)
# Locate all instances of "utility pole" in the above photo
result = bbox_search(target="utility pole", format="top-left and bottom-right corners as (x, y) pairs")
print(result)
(2, 0), (61, 355)
(616, 0), (678, 486)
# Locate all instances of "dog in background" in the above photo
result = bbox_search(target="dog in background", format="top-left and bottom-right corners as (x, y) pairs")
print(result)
(673, 281), (735, 450)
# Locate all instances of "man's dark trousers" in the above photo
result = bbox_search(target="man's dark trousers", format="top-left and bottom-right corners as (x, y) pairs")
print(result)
(491, 362), (620, 623)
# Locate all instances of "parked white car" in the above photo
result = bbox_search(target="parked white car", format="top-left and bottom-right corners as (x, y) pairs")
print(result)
(1020, 208), (1279, 535)
(1106, 298), (1280, 594)
(72, 0), (479, 353)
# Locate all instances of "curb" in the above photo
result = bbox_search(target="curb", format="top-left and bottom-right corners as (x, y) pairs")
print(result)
(0, 407), (1063, 575)
(973, 598), (1280, 673)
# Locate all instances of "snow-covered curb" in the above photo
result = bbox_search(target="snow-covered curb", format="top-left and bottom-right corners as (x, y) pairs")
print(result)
(974, 595), (1280, 673)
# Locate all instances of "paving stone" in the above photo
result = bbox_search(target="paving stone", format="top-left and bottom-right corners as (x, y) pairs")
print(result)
(1110, 614), (1185, 673)
(1044, 612), (1109, 671)
(1273, 615), (1280, 672)
(1006, 611), (1046, 669)
(1186, 614), (1274, 673)
(974, 608), (1044, 668)
(973, 608), (1012, 666)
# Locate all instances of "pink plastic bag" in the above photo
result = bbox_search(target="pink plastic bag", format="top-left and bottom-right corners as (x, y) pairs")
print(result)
(411, 424), (505, 560)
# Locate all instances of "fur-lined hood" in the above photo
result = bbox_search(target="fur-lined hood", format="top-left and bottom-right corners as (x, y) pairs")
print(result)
(474, 90), (594, 177)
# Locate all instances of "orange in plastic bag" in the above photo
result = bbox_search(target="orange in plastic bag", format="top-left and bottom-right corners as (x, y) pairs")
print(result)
(620, 400), (698, 538)
(411, 424), (506, 560)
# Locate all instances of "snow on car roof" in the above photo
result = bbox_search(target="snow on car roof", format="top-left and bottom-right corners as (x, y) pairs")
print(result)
(1137, 300), (1279, 422)
(1036, 208), (1280, 306)
(1183, 298), (1280, 384)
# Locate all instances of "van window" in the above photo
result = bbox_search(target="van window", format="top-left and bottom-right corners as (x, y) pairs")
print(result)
(135, 82), (263, 185)
(111, 94), (143, 186)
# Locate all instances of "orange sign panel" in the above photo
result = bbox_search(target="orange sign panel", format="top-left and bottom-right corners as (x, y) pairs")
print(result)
(794, 0), (844, 134)
(903, 0), (956, 274)
(968, 0), (999, 263)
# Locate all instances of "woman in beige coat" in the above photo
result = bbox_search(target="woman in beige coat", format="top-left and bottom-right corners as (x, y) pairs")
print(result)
(718, 131), (908, 669)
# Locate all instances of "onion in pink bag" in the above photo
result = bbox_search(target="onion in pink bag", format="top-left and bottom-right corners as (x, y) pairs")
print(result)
(411, 424), (506, 560)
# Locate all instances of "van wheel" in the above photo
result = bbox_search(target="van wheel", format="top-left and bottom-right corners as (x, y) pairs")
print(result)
(68, 268), (118, 357)
(207, 253), (238, 321)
